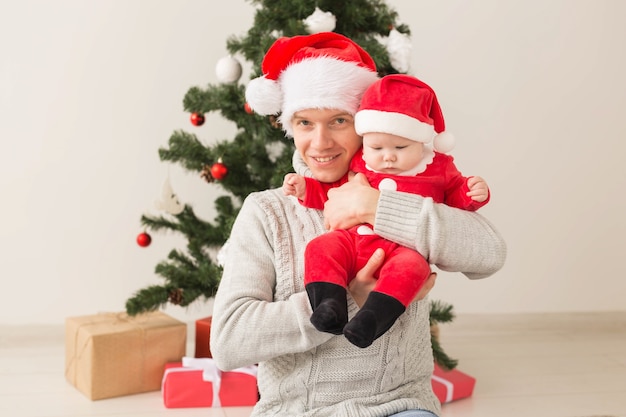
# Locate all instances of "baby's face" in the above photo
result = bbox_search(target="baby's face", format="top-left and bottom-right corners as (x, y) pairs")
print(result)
(361, 132), (425, 174)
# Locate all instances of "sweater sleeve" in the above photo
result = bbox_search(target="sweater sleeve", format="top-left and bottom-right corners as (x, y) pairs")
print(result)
(210, 193), (332, 371)
(374, 190), (506, 279)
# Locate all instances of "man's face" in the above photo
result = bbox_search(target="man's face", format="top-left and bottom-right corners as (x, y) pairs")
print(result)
(291, 108), (362, 183)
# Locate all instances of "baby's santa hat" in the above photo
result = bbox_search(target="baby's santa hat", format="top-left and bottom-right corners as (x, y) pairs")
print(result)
(355, 74), (455, 153)
(245, 32), (379, 137)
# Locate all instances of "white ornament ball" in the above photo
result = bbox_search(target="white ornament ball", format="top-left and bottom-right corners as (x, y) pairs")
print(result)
(215, 55), (242, 84)
(386, 29), (412, 73)
(304, 7), (336, 34)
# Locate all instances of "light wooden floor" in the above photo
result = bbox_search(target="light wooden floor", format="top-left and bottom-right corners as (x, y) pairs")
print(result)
(1, 312), (625, 417)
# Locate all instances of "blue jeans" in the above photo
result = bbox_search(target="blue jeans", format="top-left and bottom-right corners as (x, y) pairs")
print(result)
(388, 410), (437, 417)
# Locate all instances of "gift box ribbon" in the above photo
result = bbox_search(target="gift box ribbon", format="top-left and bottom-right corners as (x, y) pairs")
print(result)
(431, 373), (454, 403)
(163, 357), (257, 407)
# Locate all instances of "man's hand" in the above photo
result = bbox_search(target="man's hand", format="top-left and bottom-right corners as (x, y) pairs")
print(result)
(348, 248), (384, 307)
(348, 248), (438, 307)
(324, 172), (379, 230)
(414, 271), (437, 301)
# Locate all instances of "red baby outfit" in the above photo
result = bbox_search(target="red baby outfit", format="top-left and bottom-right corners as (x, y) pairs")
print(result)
(301, 148), (489, 307)
(299, 73), (491, 348)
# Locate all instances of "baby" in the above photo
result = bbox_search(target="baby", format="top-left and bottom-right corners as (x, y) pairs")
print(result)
(284, 74), (489, 348)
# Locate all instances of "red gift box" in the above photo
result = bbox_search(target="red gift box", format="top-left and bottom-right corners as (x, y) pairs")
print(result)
(195, 316), (212, 358)
(162, 357), (258, 408)
(431, 364), (476, 404)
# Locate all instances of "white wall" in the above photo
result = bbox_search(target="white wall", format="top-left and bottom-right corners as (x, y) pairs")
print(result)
(1, 0), (624, 325)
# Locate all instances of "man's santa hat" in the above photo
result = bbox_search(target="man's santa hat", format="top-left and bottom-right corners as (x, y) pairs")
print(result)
(245, 32), (379, 137)
(355, 74), (455, 153)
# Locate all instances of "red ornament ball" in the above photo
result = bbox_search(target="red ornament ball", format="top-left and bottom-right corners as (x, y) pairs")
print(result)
(190, 112), (205, 126)
(136, 232), (152, 247)
(244, 102), (253, 114)
(210, 161), (228, 180)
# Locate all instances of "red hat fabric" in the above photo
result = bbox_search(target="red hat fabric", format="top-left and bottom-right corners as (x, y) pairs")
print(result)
(355, 74), (455, 153)
(245, 32), (379, 137)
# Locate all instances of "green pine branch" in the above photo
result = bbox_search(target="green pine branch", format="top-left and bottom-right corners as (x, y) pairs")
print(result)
(430, 299), (458, 370)
(431, 328), (459, 371)
(125, 285), (172, 316)
(429, 299), (456, 325)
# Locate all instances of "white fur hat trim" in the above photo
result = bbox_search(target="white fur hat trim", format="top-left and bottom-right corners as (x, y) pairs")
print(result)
(247, 57), (378, 137)
(355, 109), (435, 143)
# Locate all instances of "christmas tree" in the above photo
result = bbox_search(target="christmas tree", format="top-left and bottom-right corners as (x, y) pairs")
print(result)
(126, 0), (457, 370)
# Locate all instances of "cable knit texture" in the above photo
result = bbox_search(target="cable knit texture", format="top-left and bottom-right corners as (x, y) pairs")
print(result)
(210, 186), (506, 416)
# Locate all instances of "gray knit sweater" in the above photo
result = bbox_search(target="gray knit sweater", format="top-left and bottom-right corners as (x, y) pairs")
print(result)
(210, 187), (506, 417)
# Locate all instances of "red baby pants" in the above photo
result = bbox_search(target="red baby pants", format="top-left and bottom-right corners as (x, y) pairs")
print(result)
(304, 228), (431, 307)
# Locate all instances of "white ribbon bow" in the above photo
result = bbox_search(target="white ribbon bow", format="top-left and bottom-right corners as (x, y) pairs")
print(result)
(431, 373), (454, 403)
(179, 357), (257, 407)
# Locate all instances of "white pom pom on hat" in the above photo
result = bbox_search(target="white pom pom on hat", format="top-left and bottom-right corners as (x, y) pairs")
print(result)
(433, 131), (455, 154)
(245, 32), (379, 137)
(355, 74), (456, 153)
(245, 76), (283, 116)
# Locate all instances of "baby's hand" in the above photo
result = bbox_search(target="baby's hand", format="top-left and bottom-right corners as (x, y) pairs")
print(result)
(466, 176), (489, 202)
(283, 173), (306, 200)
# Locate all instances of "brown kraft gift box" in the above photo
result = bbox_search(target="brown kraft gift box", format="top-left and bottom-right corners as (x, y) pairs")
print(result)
(65, 311), (186, 400)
